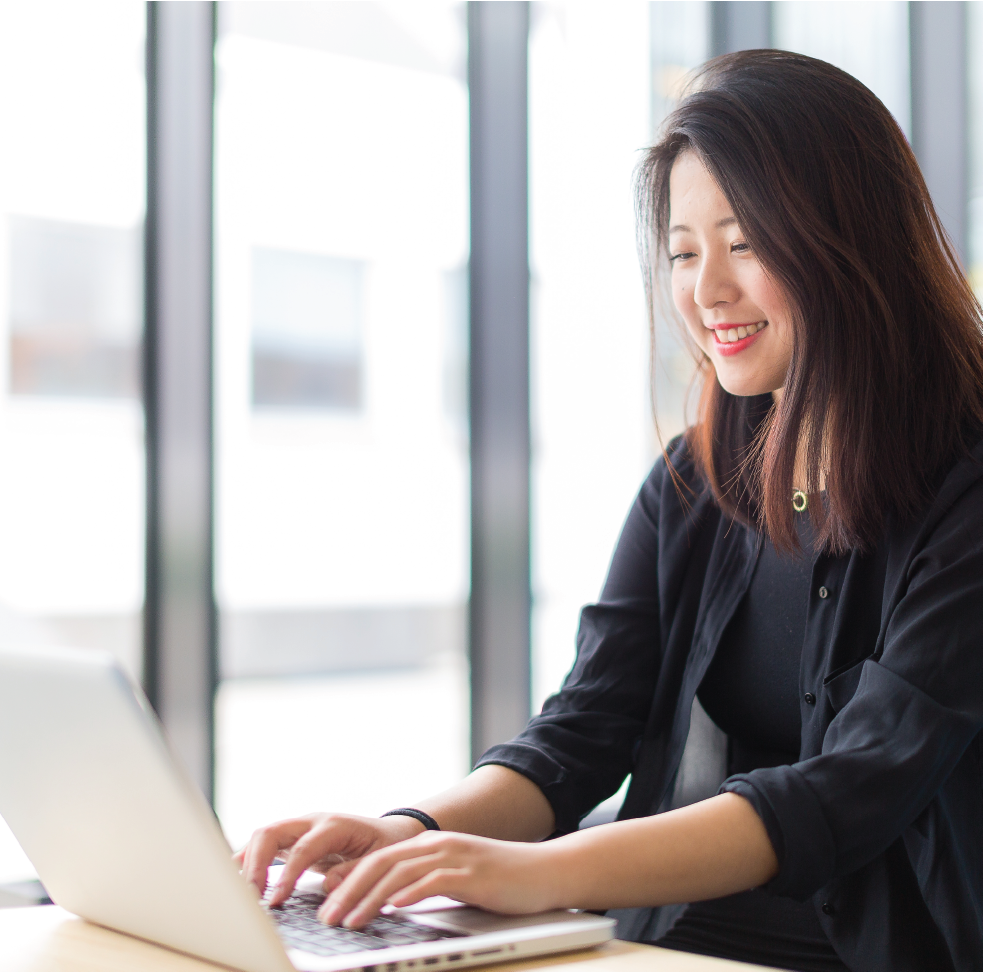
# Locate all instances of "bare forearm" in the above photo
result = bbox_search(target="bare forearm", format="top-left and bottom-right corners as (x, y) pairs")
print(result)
(540, 792), (778, 910)
(319, 791), (780, 927)
(413, 765), (555, 842)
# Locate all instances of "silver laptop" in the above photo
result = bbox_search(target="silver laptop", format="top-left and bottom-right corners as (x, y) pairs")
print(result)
(0, 646), (614, 971)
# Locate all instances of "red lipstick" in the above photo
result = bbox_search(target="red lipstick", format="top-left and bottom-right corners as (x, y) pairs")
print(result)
(710, 323), (767, 357)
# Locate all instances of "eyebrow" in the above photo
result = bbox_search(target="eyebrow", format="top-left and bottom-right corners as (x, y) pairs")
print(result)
(668, 216), (738, 234)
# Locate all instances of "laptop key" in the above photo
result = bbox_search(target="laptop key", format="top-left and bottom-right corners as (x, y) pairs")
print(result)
(269, 890), (463, 957)
(280, 935), (365, 956)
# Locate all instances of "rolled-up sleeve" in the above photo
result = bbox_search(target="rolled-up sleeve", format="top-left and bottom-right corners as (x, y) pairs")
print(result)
(476, 456), (671, 835)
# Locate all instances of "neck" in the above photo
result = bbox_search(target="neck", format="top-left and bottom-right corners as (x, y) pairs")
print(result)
(793, 448), (811, 491)
(772, 387), (824, 491)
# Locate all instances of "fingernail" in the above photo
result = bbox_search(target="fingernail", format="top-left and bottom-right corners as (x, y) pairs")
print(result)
(320, 904), (340, 924)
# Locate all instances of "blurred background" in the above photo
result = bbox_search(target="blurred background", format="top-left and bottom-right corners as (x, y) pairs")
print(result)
(0, 0), (979, 896)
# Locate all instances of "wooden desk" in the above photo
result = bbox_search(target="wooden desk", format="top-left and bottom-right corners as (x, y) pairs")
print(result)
(0, 905), (772, 972)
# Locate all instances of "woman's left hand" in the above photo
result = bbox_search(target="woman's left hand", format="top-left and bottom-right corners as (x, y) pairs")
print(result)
(316, 830), (560, 929)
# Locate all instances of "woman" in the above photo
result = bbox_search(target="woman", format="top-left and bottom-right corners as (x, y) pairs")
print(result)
(237, 52), (982, 971)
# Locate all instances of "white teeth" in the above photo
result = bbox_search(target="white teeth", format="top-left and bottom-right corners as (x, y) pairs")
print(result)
(716, 322), (766, 343)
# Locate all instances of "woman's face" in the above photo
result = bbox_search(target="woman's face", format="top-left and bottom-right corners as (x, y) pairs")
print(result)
(668, 151), (793, 397)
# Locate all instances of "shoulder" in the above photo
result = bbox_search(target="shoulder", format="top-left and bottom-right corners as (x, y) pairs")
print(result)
(932, 437), (981, 517)
(878, 440), (982, 695)
(640, 431), (714, 514)
(600, 429), (725, 608)
(893, 438), (982, 553)
(629, 431), (722, 553)
(644, 431), (703, 492)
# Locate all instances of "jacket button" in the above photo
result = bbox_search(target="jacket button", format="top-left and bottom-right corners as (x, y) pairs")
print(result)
(804, 692), (816, 705)
(821, 902), (835, 916)
(818, 586), (829, 599)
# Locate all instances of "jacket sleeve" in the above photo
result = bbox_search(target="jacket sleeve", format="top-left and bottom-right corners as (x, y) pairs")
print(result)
(474, 445), (682, 835)
(722, 458), (983, 900)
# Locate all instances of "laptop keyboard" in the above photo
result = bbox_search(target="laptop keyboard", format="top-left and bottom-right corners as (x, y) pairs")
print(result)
(267, 890), (463, 957)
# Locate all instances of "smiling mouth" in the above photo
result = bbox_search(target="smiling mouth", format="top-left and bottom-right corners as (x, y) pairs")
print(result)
(711, 321), (768, 344)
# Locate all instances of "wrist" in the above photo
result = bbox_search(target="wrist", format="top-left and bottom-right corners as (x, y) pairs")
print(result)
(379, 814), (428, 842)
(533, 836), (582, 912)
(382, 807), (441, 833)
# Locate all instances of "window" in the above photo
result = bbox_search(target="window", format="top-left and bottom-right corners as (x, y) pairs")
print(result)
(441, 265), (468, 428)
(968, 0), (983, 299)
(252, 247), (363, 410)
(773, 1), (911, 136)
(0, 0), (146, 888)
(9, 217), (141, 398)
(529, 2), (656, 711)
(213, 0), (470, 847)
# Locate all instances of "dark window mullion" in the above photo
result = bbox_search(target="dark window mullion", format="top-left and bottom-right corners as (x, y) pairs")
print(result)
(467, 1), (531, 763)
(144, 0), (217, 801)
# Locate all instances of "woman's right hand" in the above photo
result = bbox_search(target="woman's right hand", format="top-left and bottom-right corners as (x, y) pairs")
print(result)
(233, 766), (557, 907)
(233, 812), (426, 906)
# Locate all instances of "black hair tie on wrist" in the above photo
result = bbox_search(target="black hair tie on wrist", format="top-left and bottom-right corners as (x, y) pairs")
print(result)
(381, 808), (441, 831)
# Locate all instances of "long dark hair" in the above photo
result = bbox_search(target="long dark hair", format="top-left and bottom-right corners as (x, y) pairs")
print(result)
(638, 50), (982, 554)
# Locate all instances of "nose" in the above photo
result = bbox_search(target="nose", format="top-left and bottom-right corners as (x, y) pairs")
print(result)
(693, 251), (740, 310)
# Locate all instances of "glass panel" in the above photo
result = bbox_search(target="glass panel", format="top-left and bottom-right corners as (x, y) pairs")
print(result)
(251, 248), (364, 410)
(968, 1), (983, 300)
(773, 1), (911, 137)
(10, 218), (141, 398)
(213, 1), (470, 850)
(651, 0), (710, 129)
(648, 1), (711, 439)
(0, 0), (147, 886)
(529, 1), (657, 721)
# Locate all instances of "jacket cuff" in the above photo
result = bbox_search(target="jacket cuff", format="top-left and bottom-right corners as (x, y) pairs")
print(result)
(474, 743), (581, 836)
(720, 765), (836, 899)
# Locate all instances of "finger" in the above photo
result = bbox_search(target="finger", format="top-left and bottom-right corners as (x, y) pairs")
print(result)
(243, 817), (319, 898)
(241, 839), (267, 891)
(242, 827), (294, 896)
(349, 864), (469, 927)
(322, 858), (360, 894)
(343, 858), (448, 927)
(318, 839), (434, 925)
(328, 855), (448, 929)
(318, 839), (445, 925)
(270, 825), (347, 906)
(387, 867), (469, 909)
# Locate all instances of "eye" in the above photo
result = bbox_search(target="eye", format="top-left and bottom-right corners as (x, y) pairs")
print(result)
(731, 241), (751, 254)
(669, 251), (696, 264)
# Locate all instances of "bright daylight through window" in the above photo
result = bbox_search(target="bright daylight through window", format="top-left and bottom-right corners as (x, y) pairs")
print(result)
(0, 0), (146, 887)
(212, 0), (471, 849)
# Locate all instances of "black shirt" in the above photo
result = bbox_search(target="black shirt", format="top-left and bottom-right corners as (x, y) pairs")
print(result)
(477, 434), (982, 971)
(654, 511), (847, 971)
(698, 511), (815, 765)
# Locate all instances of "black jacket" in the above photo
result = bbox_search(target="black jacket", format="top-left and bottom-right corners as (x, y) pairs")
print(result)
(478, 434), (982, 971)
